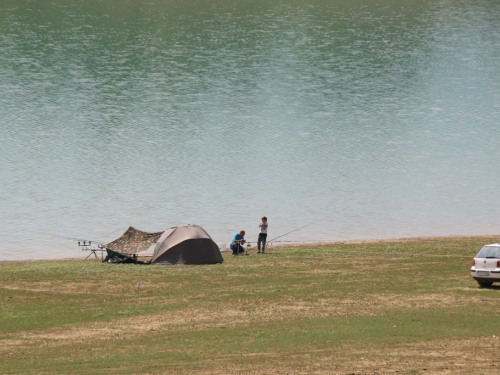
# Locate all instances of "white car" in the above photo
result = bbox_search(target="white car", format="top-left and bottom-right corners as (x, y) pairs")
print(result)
(471, 243), (500, 287)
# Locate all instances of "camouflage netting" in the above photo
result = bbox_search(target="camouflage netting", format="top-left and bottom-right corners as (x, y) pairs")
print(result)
(105, 226), (164, 255)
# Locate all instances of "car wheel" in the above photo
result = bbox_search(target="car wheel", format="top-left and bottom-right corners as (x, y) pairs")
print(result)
(477, 280), (493, 288)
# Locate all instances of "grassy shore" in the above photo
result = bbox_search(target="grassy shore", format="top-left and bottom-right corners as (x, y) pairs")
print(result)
(1, 236), (500, 374)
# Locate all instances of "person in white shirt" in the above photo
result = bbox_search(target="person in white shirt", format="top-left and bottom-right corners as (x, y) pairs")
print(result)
(257, 216), (268, 253)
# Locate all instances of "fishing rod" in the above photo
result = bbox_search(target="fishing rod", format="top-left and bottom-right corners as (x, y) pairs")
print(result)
(247, 220), (320, 252)
(53, 234), (108, 260)
(53, 234), (106, 246)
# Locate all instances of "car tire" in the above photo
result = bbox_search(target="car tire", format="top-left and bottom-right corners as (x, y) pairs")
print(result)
(477, 280), (493, 288)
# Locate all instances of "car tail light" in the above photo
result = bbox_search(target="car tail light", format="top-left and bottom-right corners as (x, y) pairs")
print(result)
(497, 261), (500, 268)
(472, 259), (476, 266)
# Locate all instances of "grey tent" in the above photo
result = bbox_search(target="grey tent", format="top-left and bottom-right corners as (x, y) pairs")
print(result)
(151, 225), (223, 265)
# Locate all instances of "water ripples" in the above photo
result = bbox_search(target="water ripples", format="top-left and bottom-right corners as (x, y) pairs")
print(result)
(1, 0), (500, 259)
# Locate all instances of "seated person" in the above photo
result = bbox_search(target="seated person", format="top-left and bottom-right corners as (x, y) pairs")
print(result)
(230, 230), (246, 255)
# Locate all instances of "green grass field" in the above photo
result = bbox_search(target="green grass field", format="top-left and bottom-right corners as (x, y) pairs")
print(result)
(1, 236), (500, 374)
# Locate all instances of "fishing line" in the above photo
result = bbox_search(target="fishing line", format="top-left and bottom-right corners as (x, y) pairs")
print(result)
(267, 221), (320, 243)
(247, 220), (320, 252)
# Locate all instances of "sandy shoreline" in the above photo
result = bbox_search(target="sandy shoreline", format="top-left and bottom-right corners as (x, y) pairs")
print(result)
(2, 234), (499, 263)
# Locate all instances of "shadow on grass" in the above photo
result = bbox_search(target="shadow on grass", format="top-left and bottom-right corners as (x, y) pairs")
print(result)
(477, 284), (500, 290)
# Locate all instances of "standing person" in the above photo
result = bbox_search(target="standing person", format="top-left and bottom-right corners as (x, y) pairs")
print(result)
(231, 230), (246, 255)
(257, 216), (268, 253)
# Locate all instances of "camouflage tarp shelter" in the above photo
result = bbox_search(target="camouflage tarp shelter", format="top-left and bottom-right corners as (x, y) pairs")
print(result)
(105, 226), (164, 255)
(151, 224), (223, 265)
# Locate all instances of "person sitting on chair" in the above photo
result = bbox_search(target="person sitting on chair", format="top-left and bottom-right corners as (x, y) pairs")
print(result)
(230, 230), (246, 255)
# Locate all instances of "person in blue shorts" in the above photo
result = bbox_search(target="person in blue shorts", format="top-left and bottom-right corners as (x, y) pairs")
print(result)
(230, 230), (246, 255)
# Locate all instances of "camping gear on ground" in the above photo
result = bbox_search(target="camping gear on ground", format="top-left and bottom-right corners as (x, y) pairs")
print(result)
(104, 249), (150, 264)
(78, 240), (107, 260)
(151, 224), (223, 265)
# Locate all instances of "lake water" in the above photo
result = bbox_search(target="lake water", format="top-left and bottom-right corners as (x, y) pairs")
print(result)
(1, 0), (500, 260)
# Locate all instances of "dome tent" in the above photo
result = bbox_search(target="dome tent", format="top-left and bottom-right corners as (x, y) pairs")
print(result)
(151, 224), (223, 265)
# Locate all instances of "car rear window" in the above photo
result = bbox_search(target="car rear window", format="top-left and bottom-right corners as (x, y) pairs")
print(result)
(476, 246), (500, 258)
